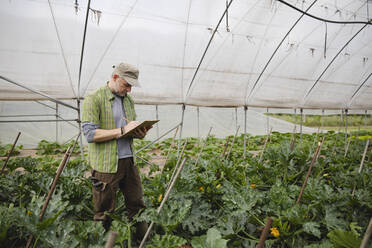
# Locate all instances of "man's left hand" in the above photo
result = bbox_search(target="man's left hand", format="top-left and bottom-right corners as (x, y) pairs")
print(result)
(132, 126), (150, 139)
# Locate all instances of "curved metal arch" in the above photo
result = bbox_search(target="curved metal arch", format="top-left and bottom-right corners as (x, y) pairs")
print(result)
(347, 72), (372, 108)
(301, 24), (368, 106)
(47, 0), (77, 99)
(244, 0), (318, 105)
(77, 0), (92, 99)
(181, 0), (192, 102)
(81, 0), (140, 97)
(184, 0), (234, 100)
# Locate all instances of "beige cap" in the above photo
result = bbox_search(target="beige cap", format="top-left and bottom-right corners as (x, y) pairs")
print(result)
(112, 62), (140, 87)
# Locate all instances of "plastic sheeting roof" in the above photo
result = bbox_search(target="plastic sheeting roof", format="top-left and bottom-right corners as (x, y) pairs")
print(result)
(0, 0), (371, 109)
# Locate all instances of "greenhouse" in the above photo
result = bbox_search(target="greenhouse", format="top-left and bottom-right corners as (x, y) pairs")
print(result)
(0, 0), (371, 247)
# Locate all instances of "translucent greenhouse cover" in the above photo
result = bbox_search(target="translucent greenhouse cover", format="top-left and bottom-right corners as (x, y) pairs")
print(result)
(0, 0), (371, 110)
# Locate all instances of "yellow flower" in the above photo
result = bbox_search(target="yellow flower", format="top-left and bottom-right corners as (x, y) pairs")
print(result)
(271, 227), (280, 238)
(216, 184), (221, 189)
(158, 194), (163, 203)
(199, 186), (204, 191)
(323, 173), (329, 177)
(27, 210), (32, 215)
(250, 184), (256, 189)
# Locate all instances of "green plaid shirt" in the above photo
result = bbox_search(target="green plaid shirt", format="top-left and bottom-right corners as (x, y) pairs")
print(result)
(82, 85), (136, 173)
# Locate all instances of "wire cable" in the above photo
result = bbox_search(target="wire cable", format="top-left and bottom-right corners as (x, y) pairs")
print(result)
(47, 0), (77, 99)
(185, 0), (234, 100)
(77, 0), (91, 99)
(245, 0), (318, 104)
(302, 23), (368, 104)
(277, 0), (372, 25)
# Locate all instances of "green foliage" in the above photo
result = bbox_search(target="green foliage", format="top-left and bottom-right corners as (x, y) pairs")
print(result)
(147, 234), (186, 248)
(1, 130), (372, 246)
(0, 142), (23, 156)
(36, 139), (80, 155)
(191, 228), (228, 248)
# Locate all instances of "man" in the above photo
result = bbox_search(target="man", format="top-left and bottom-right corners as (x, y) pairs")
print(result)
(81, 62), (150, 242)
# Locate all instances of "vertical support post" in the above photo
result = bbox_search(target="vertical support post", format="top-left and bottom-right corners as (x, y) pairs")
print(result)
(77, 99), (84, 160)
(364, 110), (368, 129)
(266, 107), (269, 135)
(244, 106), (248, 159)
(300, 108), (303, 145)
(177, 104), (185, 158)
(321, 109), (324, 132)
(56, 103), (59, 143)
(235, 107), (238, 131)
(155, 105), (159, 139)
(360, 217), (372, 248)
(256, 217), (273, 248)
(293, 108), (297, 131)
(197, 106), (200, 140)
(345, 109), (348, 151)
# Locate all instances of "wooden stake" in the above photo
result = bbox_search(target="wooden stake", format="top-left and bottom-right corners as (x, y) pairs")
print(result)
(344, 138), (351, 157)
(225, 126), (240, 160)
(360, 217), (372, 248)
(104, 231), (118, 248)
(259, 128), (272, 163)
(290, 126), (297, 151)
(194, 127), (213, 166)
(1, 132), (21, 175)
(256, 217), (273, 248)
(221, 136), (231, 158)
(352, 139), (370, 196)
(296, 139), (323, 204)
(25, 134), (80, 248)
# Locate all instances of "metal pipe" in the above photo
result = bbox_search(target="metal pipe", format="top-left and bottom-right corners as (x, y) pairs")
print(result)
(194, 127), (213, 166)
(302, 24), (368, 103)
(56, 103), (59, 143)
(167, 140), (187, 192)
(259, 128), (272, 163)
(235, 107), (238, 131)
(139, 158), (187, 248)
(244, 106), (247, 159)
(300, 108), (303, 145)
(296, 139), (323, 204)
(77, 100), (84, 160)
(0, 132), (21, 175)
(164, 127), (179, 165)
(245, 0), (318, 103)
(365, 110), (368, 129)
(177, 104), (185, 158)
(136, 123), (181, 154)
(35, 100), (56, 111)
(266, 107), (269, 134)
(77, 0), (92, 99)
(0, 114), (56, 118)
(185, 0), (234, 99)
(156, 105), (159, 139)
(0, 119), (78, 123)
(197, 106), (200, 140)
(226, 126), (240, 160)
(0, 75), (78, 111)
(345, 109), (348, 149)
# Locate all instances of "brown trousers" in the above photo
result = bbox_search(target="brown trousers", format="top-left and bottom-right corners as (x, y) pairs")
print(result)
(92, 157), (147, 240)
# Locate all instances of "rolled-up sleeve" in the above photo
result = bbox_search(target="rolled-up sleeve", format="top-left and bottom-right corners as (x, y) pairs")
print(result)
(82, 122), (99, 143)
